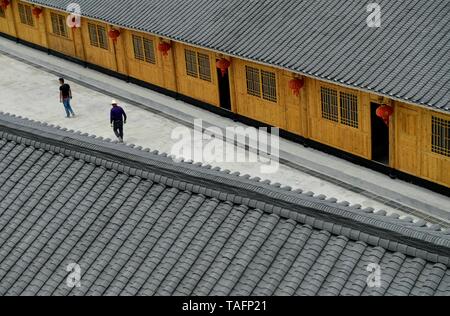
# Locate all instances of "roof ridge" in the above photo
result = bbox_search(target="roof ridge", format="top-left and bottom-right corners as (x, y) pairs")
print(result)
(1, 112), (450, 265)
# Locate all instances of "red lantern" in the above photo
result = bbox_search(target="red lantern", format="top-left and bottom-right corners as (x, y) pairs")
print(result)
(0, 0), (10, 10)
(376, 104), (394, 126)
(289, 78), (304, 96)
(216, 58), (231, 77)
(158, 42), (171, 56)
(32, 7), (42, 19)
(108, 29), (121, 43)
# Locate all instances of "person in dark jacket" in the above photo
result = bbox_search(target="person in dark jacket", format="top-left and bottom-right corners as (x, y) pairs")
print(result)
(59, 78), (75, 118)
(110, 100), (127, 143)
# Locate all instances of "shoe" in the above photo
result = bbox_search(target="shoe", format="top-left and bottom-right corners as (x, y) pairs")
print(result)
(71, 113), (76, 117)
(119, 137), (124, 143)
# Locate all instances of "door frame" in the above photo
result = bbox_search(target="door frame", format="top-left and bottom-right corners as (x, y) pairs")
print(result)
(370, 102), (391, 165)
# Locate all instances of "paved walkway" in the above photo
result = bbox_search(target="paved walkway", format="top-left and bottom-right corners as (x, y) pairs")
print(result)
(0, 36), (449, 226)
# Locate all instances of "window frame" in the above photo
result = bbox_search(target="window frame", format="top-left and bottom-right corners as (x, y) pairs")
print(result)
(18, 2), (34, 27)
(88, 22), (109, 50)
(431, 115), (450, 157)
(197, 52), (211, 82)
(261, 70), (277, 102)
(131, 34), (156, 65)
(185, 49), (198, 78)
(320, 85), (359, 129)
(50, 12), (68, 38)
(246, 66), (261, 97)
(321, 87), (339, 123)
(339, 91), (359, 128)
(142, 37), (156, 64)
(132, 34), (144, 61)
(184, 49), (212, 82)
(245, 65), (277, 103)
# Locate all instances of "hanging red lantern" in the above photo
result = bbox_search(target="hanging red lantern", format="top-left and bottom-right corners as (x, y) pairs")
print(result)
(32, 7), (43, 19)
(108, 29), (121, 43)
(288, 78), (304, 96)
(376, 104), (394, 126)
(216, 58), (231, 77)
(158, 41), (171, 56)
(0, 0), (10, 10)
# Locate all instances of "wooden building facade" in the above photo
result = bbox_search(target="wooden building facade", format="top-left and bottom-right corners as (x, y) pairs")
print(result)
(0, 1), (449, 191)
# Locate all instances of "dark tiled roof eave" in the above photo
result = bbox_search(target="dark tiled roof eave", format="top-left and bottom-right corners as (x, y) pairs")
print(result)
(0, 113), (449, 295)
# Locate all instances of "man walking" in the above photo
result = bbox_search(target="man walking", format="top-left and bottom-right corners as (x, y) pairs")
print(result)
(59, 78), (75, 118)
(110, 100), (127, 143)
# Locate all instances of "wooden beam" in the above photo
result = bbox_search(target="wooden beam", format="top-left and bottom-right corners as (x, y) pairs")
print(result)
(121, 30), (130, 79)
(41, 7), (50, 50)
(79, 19), (88, 64)
(169, 40), (179, 95)
(389, 101), (396, 168)
(110, 26), (120, 73)
(9, 0), (20, 40)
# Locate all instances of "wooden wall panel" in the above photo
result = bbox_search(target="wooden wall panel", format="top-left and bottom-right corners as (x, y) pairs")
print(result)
(233, 59), (287, 129)
(283, 70), (307, 136)
(45, 9), (77, 58)
(308, 80), (371, 159)
(395, 103), (450, 187)
(13, 1), (47, 47)
(71, 27), (86, 60)
(395, 104), (420, 174)
(161, 39), (177, 92)
(174, 42), (219, 107)
(419, 109), (450, 187)
(80, 19), (117, 72)
(0, 5), (17, 36)
(123, 30), (176, 91)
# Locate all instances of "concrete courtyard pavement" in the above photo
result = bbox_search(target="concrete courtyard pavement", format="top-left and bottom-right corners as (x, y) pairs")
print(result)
(0, 37), (449, 226)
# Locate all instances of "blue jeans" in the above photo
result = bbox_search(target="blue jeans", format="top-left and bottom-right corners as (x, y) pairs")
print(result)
(63, 98), (75, 117)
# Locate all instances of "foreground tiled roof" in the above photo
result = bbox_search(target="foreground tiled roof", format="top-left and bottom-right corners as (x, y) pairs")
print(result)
(23, 0), (450, 111)
(0, 113), (449, 296)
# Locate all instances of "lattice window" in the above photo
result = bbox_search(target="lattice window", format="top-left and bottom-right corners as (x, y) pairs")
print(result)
(198, 53), (211, 82)
(0, 7), (5, 18)
(143, 38), (156, 64)
(132, 35), (144, 61)
(321, 87), (338, 122)
(88, 23), (98, 47)
(246, 66), (261, 97)
(50, 13), (68, 38)
(97, 25), (108, 50)
(432, 116), (450, 157)
(185, 49), (198, 78)
(185, 50), (211, 82)
(18, 3), (34, 26)
(340, 91), (359, 128)
(88, 23), (108, 50)
(261, 70), (277, 102)
(132, 35), (156, 64)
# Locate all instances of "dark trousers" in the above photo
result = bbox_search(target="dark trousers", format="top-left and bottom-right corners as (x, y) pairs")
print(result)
(113, 120), (124, 139)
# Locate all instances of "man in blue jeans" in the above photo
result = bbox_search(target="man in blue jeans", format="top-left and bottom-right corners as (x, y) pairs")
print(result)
(110, 100), (127, 143)
(59, 78), (75, 118)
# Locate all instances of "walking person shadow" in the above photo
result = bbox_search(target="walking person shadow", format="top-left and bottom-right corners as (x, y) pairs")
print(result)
(110, 100), (127, 143)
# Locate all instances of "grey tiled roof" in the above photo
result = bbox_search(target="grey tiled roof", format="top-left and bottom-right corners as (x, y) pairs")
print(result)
(24, 0), (450, 111)
(0, 112), (449, 296)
